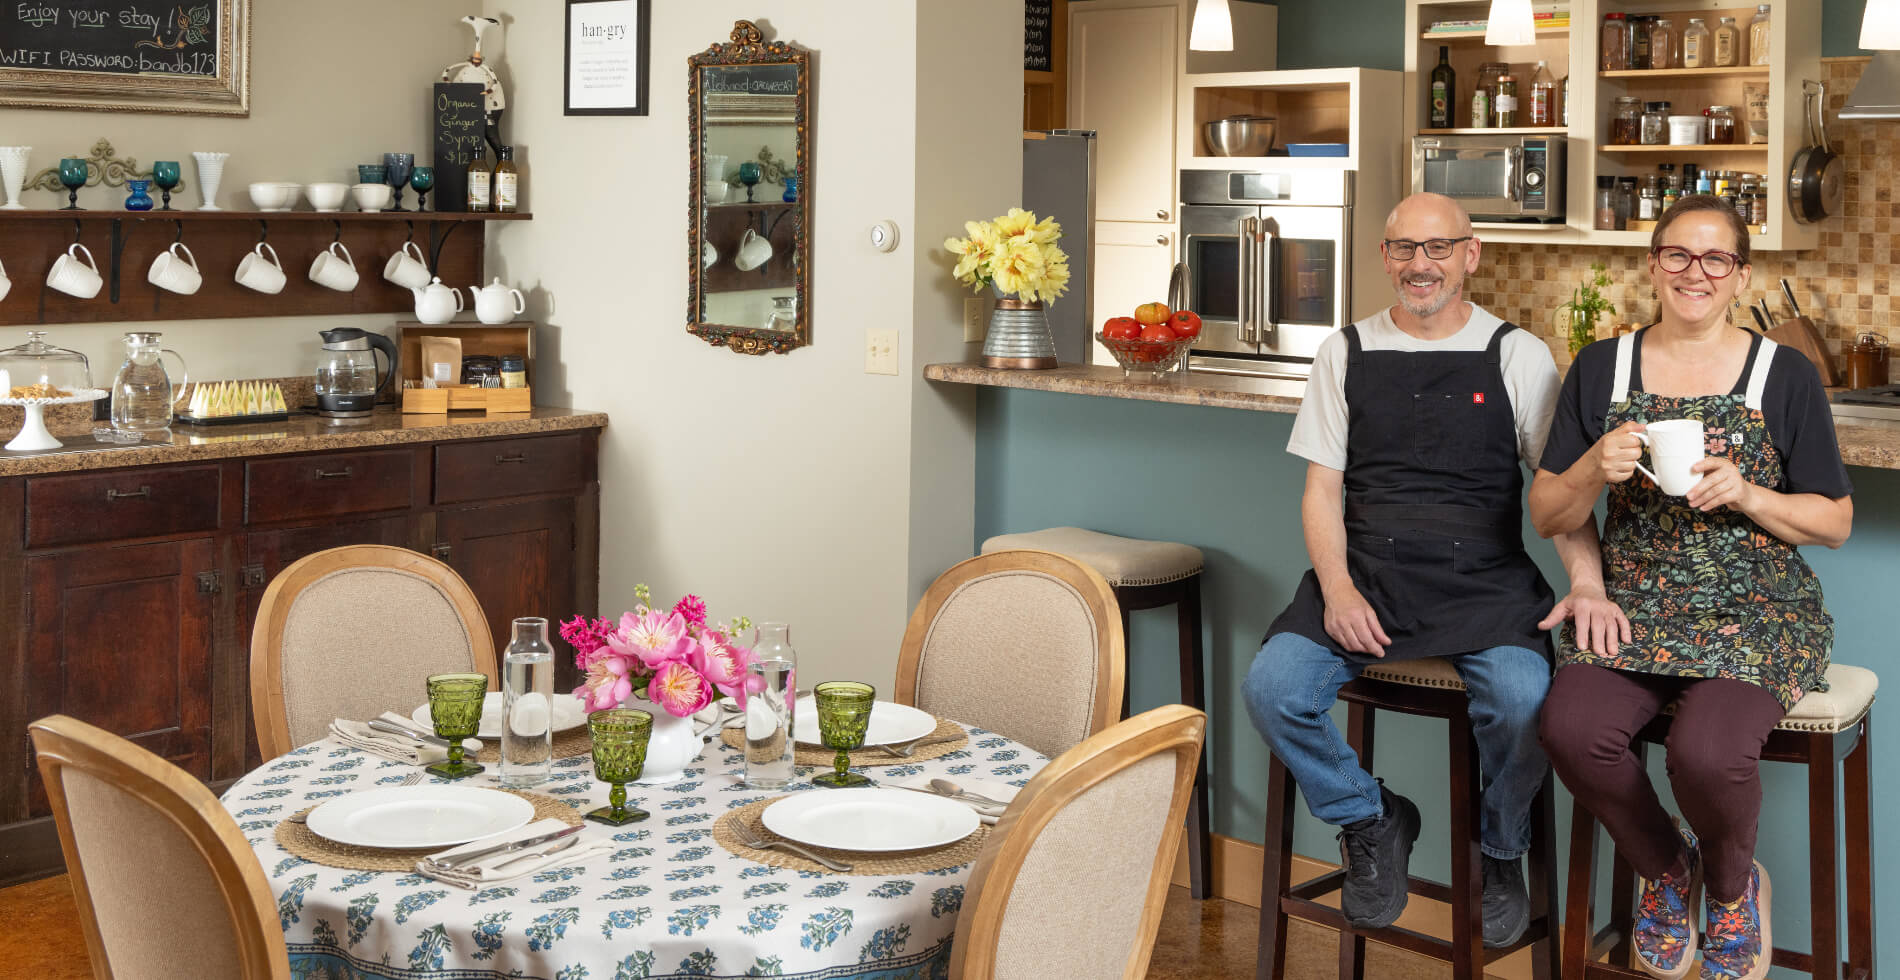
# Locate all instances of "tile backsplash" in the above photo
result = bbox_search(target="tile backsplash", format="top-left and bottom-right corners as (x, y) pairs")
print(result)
(1468, 58), (1890, 379)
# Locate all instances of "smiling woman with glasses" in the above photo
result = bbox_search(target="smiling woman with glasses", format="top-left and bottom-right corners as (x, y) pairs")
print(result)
(1526, 194), (1854, 980)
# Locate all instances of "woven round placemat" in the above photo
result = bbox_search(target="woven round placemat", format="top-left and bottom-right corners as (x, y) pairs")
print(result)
(475, 726), (592, 764)
(711, 795), (990, 876)
(718, 716), (968, 767)
(274, 790), (584, 872)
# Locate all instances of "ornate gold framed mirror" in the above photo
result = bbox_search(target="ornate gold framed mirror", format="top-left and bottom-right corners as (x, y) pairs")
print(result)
(688, 21), (811, 355)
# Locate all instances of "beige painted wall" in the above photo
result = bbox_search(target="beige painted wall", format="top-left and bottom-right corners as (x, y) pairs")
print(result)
(0, 0), (469, 382)
(482, 2), (1019, 686)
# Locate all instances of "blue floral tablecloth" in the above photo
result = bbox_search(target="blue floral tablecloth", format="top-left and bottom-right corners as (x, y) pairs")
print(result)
(220, 723), (1045, 980)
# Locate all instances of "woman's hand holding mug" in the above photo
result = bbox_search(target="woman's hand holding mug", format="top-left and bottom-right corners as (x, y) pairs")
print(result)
(1596, 421), (1648, 485)
(1685, 455), (1753, 513)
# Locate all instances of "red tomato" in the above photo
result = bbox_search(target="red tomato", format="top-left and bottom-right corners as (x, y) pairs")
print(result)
(1168, 309), (1203, 339)
(1134, 302), (1172, 326)
(1102, 316), (1142, 340)
(1139, 323), (1178, 343)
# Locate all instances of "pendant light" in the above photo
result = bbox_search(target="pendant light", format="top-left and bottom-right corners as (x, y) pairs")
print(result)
(1843, 0), (1900, 118)
(1484, 0), (1537, 46)
(1189, 0), (1234, 52)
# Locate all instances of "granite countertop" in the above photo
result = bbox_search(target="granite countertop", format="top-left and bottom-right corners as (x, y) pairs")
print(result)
(925, 361), (1900, 472)
(0, 406), (608, 477)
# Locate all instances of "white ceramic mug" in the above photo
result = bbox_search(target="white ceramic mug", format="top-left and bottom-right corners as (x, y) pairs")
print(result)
(0, 256), (10, 303)
(46, 243), (102, 299)
(382, 240), (430, 289)
(734, 228), (774, 272)
(235, 241), (286, 294)
(702, 240), (718, 268)
(147, 242), (202, 295)
(309, 241), (359, 292)
(1634, 418), (1707, 496)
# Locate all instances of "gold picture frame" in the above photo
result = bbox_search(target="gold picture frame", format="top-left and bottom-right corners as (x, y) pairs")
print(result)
(0, 0), (251, 116)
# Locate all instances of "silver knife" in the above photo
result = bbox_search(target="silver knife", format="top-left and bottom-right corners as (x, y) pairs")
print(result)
(368, 718), (452, 748)
(428, 824), (584, 869)
(490, 834), (583, 871)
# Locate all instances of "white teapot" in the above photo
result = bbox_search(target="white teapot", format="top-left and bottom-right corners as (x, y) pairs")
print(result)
(411, 276), (464, 324)
(469, 277), (526, 324)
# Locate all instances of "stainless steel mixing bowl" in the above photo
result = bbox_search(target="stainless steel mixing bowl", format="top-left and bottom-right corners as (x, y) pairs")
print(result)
(1202, 116), (1276, 157)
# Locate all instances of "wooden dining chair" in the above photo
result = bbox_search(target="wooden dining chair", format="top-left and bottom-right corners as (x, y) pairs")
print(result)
(948, 704), (1207, 979)
(29, 714), (291, 980)
(250, 544), (496, 760)
(894, 549), (1125, 759)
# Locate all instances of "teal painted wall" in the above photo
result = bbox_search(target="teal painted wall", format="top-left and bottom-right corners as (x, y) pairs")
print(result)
(1270, 0), (1873, 69)
(972, 384), (1896, 973)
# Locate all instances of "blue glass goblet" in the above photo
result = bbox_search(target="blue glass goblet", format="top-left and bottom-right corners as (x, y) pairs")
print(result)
(738, 162), (762, 203)
(410, 166), (435, 212)
(151, 161), (181, 211)
(58, 158), (88, 210)
(384, 153), (414, 212)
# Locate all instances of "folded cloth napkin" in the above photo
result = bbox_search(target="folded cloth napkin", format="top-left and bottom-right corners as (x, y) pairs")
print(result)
(328, 712), (479, 766)
(416, 819), (611, 889)
(892, 777), (1018, 826)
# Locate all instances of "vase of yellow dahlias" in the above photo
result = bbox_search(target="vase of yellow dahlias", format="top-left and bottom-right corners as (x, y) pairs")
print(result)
(945, 208), (1070, 370)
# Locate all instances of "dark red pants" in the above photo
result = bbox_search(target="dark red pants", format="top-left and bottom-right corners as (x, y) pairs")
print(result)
(1538, 663), (1787, 901)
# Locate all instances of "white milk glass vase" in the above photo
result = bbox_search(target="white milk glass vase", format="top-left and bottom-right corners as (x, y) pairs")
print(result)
(632, 702), (699, 784)
(0, 147), (30, 210)
(191, 151), (229, 211)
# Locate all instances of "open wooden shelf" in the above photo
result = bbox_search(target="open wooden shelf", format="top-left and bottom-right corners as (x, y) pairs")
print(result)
(1420, 25), (1570, 40)
(1600, 65), (1771, 79)
(0, 209), (531, 222)
(1419, 126), (1567, 134)
(1599, 143), (1767, 152)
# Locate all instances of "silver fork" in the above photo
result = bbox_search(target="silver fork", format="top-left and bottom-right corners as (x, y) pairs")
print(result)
(731, 821), (852, 872)
(288, 771), (426, 823)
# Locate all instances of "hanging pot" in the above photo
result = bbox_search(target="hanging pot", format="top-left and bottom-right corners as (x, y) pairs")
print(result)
(1788, 80), (1843, 225)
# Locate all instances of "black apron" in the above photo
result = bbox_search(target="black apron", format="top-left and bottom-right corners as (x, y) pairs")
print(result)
(1268, 319), (1555, 663)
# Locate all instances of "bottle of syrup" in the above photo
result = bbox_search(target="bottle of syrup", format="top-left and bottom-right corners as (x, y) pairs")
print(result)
(466, 153), (491, 213)
(494, 146), (518, 214)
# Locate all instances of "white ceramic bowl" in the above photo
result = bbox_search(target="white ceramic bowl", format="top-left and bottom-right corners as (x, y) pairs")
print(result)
(248, 181), (299, 211)
(350, 182), (392, 213)
(304, 182), (349, 212)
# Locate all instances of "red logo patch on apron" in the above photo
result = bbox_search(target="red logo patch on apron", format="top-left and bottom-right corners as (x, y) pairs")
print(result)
(1473, 392), (1485, 404)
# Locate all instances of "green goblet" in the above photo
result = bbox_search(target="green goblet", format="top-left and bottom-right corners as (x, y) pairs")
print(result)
(424, 673), (489, 780)
(58, 158), (88, 210)
(812, 681), (875, 789)
(409, 166), (435, 211)
(586, 708), (653, 825)
(151, 161), (181, 211)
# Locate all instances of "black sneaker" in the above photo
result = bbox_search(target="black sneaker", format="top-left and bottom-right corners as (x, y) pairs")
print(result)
(1481, 854), (1531, 949)
(1337, 783), (1421, 930)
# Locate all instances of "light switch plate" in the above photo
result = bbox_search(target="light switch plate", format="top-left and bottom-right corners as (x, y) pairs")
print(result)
(865, 328), (899, 375)
(963, 298), (985, 342)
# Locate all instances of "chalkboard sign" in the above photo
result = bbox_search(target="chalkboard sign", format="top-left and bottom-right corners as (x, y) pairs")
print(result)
(1025, 0), (1053, 71)
(433, 83), (485, 213)
(0, 2), (220, 78)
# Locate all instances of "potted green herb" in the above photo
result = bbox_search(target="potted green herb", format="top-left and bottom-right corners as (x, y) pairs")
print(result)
(1557, 261), (1616, 356)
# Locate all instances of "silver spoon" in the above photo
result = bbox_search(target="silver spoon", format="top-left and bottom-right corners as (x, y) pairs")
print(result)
(929, 777), (1008, 808)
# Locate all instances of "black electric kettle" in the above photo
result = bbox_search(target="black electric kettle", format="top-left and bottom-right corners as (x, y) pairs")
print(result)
(314, 328), (398, 418)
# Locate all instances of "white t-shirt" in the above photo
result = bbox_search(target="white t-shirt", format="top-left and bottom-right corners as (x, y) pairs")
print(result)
(1286, 304), (1561, 472)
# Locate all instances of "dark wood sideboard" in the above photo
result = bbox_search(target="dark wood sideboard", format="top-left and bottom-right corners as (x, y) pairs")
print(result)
(0, 421), (601, 885)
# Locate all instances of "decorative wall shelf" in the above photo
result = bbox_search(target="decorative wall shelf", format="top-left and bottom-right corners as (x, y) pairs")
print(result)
(0, 211), (530, 327)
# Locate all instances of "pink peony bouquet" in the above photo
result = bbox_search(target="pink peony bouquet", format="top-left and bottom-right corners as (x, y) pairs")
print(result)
(562, 585), (756, 718)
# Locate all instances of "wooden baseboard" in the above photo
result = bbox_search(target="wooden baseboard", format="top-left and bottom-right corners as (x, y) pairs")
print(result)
(1168, 832), (1535, 980)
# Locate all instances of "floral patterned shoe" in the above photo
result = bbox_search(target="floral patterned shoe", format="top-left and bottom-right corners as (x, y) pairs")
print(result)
(1634, 824), (1702, 980)
(1700, 861), (1771, 980)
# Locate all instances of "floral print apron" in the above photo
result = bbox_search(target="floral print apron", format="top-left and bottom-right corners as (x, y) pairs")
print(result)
(1557, 330), (1831, 709)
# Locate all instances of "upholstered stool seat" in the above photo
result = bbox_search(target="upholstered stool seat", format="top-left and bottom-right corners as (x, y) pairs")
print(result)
(980, 526), (1211, 898)
(1258, 656), (1563, 980)
(1563, 662), (1877, 980)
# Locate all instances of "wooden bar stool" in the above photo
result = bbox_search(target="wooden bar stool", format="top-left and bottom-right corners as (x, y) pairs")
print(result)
(1562, 663), (1878, 980)
(980, 526), (1211, 898)
(1256, 657), (1562, 980)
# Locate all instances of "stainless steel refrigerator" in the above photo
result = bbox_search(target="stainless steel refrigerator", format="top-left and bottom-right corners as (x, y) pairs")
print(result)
(1023, 130), (1095, 365)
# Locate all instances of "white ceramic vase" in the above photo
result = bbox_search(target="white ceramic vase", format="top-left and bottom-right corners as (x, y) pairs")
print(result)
(632, 706), (700, 785)
(191, 151), (229, 211)
(0, 146), (29, 210)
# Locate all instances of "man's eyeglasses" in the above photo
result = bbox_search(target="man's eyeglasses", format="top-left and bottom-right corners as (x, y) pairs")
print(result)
(1652, 246), (1741, 279)
(1382, 237), (1472, 260)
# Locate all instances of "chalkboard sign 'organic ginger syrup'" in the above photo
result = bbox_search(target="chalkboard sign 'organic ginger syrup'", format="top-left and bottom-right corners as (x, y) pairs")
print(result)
(494, 146), (518, 214)
(467, 155), (491, 213)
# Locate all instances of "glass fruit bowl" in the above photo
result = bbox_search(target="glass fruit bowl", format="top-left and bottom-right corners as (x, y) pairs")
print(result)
(1098, 332), (1194, 381)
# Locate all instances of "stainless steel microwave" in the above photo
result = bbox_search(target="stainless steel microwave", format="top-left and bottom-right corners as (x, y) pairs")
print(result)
(1412, 134), (1566, 223)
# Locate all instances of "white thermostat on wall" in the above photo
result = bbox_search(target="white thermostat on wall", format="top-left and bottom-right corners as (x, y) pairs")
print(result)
(869, 221), (900, 252)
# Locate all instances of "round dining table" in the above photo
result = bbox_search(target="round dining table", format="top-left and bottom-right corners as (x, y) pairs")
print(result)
(221, 718), (1047, 980)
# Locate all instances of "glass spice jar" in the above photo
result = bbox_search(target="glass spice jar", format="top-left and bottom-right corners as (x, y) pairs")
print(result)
(1495, 74), (1520, 127)
(1638, 175), (1663, 220)
(1706, 105), (1737, 144)
(1602, 12), (1631, 71)
(1631, 15), (1654, 69)
(1682, 17), (1712, 67)
(1641, 101), (1672, 144)
(1612, 96), (1644, 145)
(1474, 62), (1509, 127)
(1714, 16), (1742, 67)
(1649, 16), (1676, 69)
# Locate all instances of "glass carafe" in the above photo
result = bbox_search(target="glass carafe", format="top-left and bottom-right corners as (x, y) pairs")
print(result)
(110, 332), (187, 435)
(314, 348), (379, 399)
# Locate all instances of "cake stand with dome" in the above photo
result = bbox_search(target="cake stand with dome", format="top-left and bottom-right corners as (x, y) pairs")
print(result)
(0, 388), (109, 451)
(0, 331), (106, 451)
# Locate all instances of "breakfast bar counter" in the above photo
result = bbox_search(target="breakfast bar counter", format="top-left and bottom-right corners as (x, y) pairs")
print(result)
(925, 361), (1900, 471)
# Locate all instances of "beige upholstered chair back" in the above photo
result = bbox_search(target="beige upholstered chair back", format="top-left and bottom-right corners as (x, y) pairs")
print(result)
(251, 545), (496, 759)
(895, 550), (1124, 759)
(949, 704), (1206, 980)
(29, 714), (290, 980)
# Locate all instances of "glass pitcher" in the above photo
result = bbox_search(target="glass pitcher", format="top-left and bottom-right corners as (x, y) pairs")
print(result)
(110, 332), (188, 435)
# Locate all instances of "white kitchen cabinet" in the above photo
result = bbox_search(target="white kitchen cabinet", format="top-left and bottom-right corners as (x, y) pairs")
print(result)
(1089, 221), (1178, 366)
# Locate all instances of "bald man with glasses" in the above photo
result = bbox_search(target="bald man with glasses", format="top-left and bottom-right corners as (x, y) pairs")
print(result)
(1243, 192), (1614, 946)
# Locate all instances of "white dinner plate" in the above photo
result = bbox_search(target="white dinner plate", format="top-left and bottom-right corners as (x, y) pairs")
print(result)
(790, 697), (936, 747)
(761, 787), (980, 852)
(411, 691), (588, 740)
(305, 786), (536, 850)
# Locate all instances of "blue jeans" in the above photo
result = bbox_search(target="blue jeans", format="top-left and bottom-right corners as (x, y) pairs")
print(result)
(1243, 631), (1551, 859)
